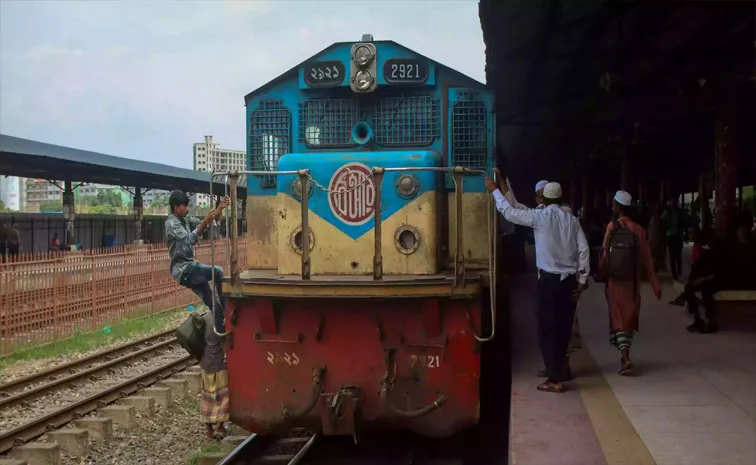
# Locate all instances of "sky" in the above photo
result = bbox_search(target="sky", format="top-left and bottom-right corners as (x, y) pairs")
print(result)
(0, 0), (486, 170)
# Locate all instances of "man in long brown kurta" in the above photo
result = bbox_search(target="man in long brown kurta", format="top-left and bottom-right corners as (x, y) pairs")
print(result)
(600, 191), (661, 375)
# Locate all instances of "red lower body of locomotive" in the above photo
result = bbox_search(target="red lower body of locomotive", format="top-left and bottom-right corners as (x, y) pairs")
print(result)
(223, 297), (482, 438)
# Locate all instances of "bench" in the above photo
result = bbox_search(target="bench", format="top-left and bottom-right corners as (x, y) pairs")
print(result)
(673, 280), (756, 301)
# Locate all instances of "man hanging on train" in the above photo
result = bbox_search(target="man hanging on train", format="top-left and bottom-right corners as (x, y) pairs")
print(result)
(486, 175), (589, 393)
(166, 190), (230, 335)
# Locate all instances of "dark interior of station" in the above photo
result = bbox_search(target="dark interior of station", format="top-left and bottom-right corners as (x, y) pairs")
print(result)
(479, 0), (755, 240)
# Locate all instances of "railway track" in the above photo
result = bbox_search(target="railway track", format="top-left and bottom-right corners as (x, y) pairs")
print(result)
(220, 432), (320, 465)
(0, 328), (177, 403)
(218, 430), (472, 465)
(0, 330), (193, 455)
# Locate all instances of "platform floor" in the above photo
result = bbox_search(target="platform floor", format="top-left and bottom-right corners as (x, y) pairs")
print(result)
(509, 271), (756, 465)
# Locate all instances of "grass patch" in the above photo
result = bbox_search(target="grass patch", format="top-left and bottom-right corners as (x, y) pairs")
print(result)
(186, 442), (222, 465)
(0, 306), (191, 370)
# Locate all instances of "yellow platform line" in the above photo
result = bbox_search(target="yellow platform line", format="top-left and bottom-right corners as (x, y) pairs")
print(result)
(571, 348), (657, 465)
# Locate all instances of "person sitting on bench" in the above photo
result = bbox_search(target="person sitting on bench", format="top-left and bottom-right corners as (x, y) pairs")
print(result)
(684, 228), (720, 334)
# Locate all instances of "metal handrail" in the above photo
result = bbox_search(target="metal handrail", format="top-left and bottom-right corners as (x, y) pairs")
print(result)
(208, 167), (497, 343)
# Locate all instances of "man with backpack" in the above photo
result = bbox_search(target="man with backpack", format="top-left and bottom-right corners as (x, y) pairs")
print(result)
(599, 191), (662, 375)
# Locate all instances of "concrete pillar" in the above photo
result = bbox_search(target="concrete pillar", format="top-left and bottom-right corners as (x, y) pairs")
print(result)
(699, 173), (712, 229)
(133, 187), (143, 244)
(713, 78), (738, 238)
(581, 162), (591, 223)
(62, 180), (75, 247)
(620, 144), (634, 196)
(570, 177), (580, 214)
(659, 179), (670, 205)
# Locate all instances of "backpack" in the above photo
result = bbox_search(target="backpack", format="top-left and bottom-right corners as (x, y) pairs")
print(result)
(175, 311), (207, 360)
(605, 220), (637, 281)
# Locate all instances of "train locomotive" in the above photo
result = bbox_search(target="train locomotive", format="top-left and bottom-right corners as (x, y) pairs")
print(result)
(215, 35), (500, 440)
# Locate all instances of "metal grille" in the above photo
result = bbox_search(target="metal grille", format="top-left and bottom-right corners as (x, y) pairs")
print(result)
(374, 96), (440, 146)
(249, 100), (291, 186)
(451, 91), (487, 169)
(298, 99), (360, 148)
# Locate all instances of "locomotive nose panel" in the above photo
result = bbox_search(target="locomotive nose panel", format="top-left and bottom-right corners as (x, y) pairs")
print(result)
(275, 151), (442, 275)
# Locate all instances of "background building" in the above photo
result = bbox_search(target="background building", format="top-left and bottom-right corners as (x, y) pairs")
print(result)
(0, 176), (22, 211)
(192, 135), (245, 207)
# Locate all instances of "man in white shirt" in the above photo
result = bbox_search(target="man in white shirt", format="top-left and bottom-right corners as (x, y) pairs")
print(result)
(485, 176), (590, 393)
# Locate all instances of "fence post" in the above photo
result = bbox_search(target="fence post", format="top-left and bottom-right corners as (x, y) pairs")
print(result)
(149, 249), (154, 314)
(1, 267), (6, 356)
(122, 252), (128, 320)
(53, 259), (59, 341)
(91, 255), (97, 331)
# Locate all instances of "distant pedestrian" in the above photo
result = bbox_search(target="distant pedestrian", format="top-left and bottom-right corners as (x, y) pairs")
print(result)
(200, 310), (229, 440)
(487, 175), (590, 393)
(661, 197), (685, 279)
(0, 222), (7, 263)
(165, 190), (230, 335)
(6, 221), (20, 261)
(600, 191), (661, 375)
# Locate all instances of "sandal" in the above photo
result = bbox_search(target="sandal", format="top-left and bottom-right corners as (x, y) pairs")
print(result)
(618, 359), (633, 376)
(212, 425), (228, 441)
(537, 381), (566, 393)
(538, 368), (573, 381)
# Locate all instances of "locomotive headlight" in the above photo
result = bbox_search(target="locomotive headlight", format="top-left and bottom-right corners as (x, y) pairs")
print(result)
(395, 225), (420, 255)
(353, 45), (374, 66)
(395, 174), (419, 198)
(349, 40), (376, 93)
(354, 70), (373, 90)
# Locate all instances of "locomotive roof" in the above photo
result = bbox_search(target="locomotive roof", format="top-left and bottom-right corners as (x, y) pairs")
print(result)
(243, 40), (485, 103)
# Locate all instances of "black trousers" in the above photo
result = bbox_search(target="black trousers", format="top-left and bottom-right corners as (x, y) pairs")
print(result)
(7, 244), (19, 262)
(685, 280), (716, 328)
(667, 235), (683, 278)
(536, 271), (578, 383)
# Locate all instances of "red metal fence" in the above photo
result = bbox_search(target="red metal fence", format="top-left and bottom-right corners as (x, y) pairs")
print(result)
(0, 238), (247, 355)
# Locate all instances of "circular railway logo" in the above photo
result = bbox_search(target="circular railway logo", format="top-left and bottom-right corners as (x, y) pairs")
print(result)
(327, 162), (376, 226)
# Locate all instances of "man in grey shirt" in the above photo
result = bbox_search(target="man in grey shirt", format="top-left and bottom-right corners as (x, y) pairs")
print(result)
(166, 190), (230, 335)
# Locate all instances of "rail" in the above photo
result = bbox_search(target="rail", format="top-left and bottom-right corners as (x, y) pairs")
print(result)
(218, 432), (319, 465)
(210, 167), (497, 343)
(0, 330), (179, 408)
(0, 355), (194, 454)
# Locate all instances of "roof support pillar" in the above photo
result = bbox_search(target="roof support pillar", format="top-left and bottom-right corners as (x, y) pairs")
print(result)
(581, 159), (591, 223)
(713, 78), (738, 239)
(134, 187), (143, 244)
(620, 143), (634, 198)
(62, 180), (75, 248)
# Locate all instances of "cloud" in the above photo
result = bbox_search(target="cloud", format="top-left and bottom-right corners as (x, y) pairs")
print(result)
(0, 0), (485, 169)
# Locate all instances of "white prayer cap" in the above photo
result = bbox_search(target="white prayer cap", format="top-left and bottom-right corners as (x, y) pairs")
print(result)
(614, 190), (632, 206)
(535, 180), (549, 192)
(543, 182), (562, 199)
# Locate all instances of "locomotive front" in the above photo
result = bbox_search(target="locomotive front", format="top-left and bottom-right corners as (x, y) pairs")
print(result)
(217, 35), (498, 439)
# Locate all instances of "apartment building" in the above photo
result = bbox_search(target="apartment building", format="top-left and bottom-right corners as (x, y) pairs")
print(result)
(192, 135), (246, 207)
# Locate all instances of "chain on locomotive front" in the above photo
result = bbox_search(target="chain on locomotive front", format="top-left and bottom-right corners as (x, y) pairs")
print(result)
(216, 35), (498, 439)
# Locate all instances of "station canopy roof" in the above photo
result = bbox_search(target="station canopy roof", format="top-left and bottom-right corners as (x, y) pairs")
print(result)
(0, 134), (246, 195)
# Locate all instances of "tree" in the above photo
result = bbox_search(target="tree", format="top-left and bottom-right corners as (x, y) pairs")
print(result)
(39, 200), (63, 212)
(0, 199), (8, 212)
(96, 189), (123, 208)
